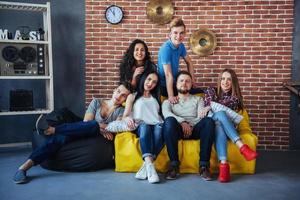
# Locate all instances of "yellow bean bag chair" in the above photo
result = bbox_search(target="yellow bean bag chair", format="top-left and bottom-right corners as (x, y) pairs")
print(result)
(114, 109), (257, 174)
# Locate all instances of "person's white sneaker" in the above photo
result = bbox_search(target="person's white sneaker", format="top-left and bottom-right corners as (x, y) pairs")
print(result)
(146, 162), (159, 183)
(135, 162), (147, 180)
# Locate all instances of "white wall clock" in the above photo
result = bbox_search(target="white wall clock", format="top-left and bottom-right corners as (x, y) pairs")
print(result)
(105, 5), (124, 25)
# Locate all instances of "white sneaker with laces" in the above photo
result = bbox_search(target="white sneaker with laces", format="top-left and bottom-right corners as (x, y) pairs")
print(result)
(135, 162), (147, 180)
(146, 162), (159, 183)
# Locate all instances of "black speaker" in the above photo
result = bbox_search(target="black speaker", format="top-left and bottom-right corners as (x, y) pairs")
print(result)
(10, 89), (34, 111)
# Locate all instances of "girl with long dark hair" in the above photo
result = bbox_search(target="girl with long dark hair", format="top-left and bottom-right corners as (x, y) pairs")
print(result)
(119, 39), (156, 89)
(122, 70), (163, 183)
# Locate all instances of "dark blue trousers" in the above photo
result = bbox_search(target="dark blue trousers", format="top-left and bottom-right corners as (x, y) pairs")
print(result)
(29, 120), (100, 165)
(162, 117), (215, 168)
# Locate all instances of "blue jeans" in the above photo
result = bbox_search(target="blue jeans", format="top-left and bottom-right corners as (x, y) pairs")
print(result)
(212, 111), (241, 161)
(135, 122), (163, 159)
(29, 120), (100, 164)
(163, 117), (215, 168)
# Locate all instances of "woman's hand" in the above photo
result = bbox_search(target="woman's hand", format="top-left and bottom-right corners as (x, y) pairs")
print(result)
(99, 123), (107, 129)
(126, 117), (136, 129)
(100, 128), (114, 141)
(168, 96), (179, 104)
(199, 106), (211, 118)
(132, 66), (144, 79)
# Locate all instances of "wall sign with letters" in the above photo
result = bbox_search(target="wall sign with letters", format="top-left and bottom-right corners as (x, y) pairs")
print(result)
(0, 28), (44, 41)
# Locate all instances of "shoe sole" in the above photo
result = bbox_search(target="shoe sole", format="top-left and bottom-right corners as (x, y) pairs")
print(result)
(135, 176), (147, 180)
(218, 179), (230, 183)
(201, 177), (213, 181)
(165, 175), (179, 180)
(148, 180), (160, 184)
(148, 175), (160, 183)
(165, 177), (176, 180)
(245, 155), (258, 161)
(13, 179), (28, 184)
(218, 175), (230, 183)
(199, 173), (213, 181)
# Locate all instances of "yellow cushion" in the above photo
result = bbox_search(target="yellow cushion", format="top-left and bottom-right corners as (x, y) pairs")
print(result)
(114, 132), (143, 172)
(115, 109), (257, 174)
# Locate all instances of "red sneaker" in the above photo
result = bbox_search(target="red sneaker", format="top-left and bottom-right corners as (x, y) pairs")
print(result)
(218, 163), (230, 183)
(240, 144), (258, 161)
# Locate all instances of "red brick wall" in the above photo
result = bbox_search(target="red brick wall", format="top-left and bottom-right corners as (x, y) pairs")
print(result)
(85, 0), (294, 150)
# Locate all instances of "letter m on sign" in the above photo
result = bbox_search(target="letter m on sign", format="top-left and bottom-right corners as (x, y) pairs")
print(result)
(0, 29), (8, 39)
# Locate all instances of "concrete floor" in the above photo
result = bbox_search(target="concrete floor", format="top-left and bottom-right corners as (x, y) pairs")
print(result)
(0, 148), (299, 200)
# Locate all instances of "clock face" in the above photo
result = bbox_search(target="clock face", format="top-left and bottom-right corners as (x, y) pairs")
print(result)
(105, 5), (124, 24)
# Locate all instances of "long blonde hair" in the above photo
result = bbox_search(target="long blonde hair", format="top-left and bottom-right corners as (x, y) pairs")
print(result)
(217, 68), (244, 110)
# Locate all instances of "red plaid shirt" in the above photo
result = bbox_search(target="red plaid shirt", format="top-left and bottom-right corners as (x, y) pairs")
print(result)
(204, 87), (239, 111)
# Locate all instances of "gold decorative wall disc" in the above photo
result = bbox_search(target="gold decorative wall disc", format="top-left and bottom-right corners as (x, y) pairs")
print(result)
(146, 0), (174, 25)
(189, 29), (217, 56)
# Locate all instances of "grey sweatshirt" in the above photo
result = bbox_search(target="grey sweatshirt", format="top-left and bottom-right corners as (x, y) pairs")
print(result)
(162, 95), (205, 126)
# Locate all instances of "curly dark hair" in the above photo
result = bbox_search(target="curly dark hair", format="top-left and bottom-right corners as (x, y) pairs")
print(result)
(119, 39), (152, 84)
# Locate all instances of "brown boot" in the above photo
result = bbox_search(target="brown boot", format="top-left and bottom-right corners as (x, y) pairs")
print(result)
(199, 166), (212, 181)
(165, 166), (179, 180)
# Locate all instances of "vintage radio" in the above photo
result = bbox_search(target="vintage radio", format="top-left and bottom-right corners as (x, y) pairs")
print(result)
(0, 43), (46, 76)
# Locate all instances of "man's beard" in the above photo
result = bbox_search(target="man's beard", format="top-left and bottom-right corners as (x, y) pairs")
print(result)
(177, 88), (190, 94)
